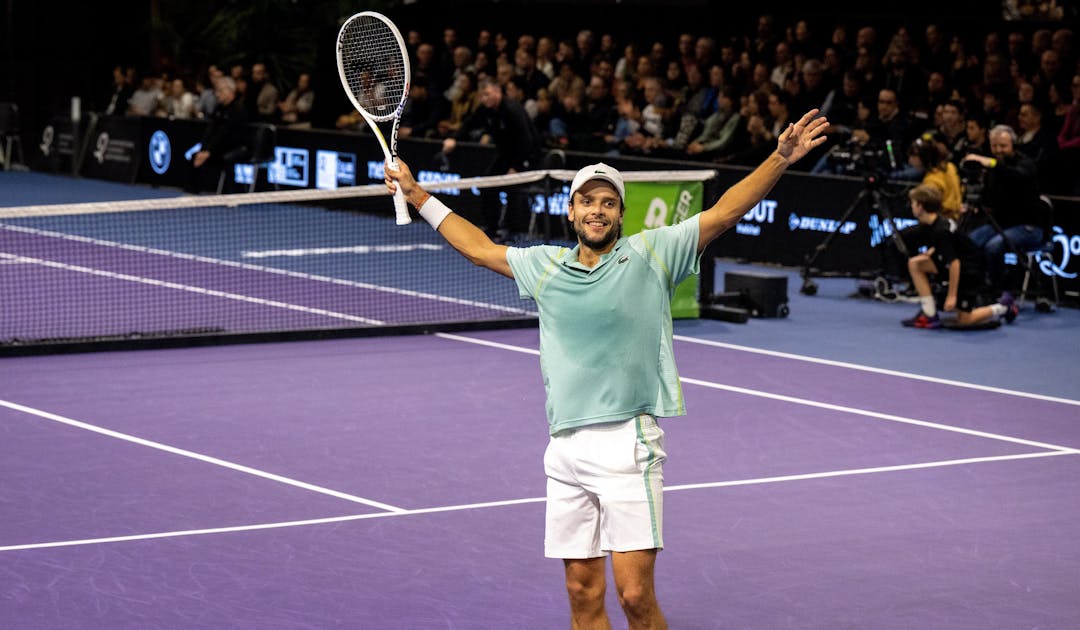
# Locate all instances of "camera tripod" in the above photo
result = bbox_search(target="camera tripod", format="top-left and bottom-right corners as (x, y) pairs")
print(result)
(799, 172), (910, 296)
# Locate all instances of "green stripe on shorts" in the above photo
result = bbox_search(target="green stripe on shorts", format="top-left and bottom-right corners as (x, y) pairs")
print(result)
(635, 414), (661, 548)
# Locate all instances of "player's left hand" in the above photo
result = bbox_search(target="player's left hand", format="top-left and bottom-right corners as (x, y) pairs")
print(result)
(776, 109), (829, 165)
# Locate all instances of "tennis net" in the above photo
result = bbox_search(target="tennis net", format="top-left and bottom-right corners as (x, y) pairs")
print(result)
(0, 174), (561, 351)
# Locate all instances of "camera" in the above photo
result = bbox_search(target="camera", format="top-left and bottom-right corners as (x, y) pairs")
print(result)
(825, 138), (894, 179)
(959, 159), (987, 208)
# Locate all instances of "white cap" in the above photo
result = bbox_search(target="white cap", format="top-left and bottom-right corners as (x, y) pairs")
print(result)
(569, 163), (625, 203)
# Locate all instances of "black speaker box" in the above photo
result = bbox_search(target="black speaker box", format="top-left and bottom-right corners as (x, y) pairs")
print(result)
(723, 271), (789, 318)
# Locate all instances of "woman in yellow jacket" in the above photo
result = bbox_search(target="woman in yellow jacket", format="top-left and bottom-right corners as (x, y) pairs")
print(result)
(909, 135), (963, 222)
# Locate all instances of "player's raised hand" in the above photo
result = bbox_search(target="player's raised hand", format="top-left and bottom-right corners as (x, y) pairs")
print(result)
(776, 109), (829, 165)
(384, 158), (421, 201)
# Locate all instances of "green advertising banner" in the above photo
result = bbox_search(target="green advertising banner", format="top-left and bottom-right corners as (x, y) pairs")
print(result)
(622, 181), (703, 318)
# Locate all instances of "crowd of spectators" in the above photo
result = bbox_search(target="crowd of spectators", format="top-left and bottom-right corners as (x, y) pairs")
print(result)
(103, 14), (1079, 196)
(102, 62), (315, 129)
(361, 18), (1077, 194)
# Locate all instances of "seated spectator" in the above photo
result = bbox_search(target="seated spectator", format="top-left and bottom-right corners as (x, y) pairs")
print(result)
(398, 75), (445, 139)
(505, 75), (541, 122)
(1056, 73), (1080, 195)
(859, 88), (916, 157)
(912, 70), (951, 124)
(683, 85), (744, 161)
(335, 109), (364, 132)
(1015, 101), (1060, 192)
(195, 66), (224, 119)
(547, 89), (589, 148)
(604, 94), (644, 156)
(961, 124), (1048, 296)
(158, 77), (197, 119)
(438, 71), (480, 139)
(883, 42), (928, 122)
(277, 72), (315, 127)
(513, 46), (550, 100)
(535, 36), (557, 80)
(667, 63), (708, 148)
(818, 70), (864, 137)
(186, 77), (249, 194)
(571, 74), (617, 152)
(721, 88), (779, 166)
(619, 76), (674, 156)
(103, 65), (134, 116)
(127, 71), (163, 117)
(792, 59), (831, 117)
(937, 100), (968, 158)
(548, 61), (585, 105)
(954, 110), (992, 163)
(911, 136), (964, 219)
(246, 62), (279, 122)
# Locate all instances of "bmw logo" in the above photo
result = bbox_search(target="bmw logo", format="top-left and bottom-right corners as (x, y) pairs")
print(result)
(149, 130), (171, 175)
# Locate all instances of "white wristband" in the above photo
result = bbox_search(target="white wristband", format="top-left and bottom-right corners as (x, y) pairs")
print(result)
(418, 196), (453, 230)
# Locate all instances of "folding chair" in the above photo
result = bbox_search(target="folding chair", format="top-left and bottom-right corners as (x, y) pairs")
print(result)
(1017, 195), (1060, 312)
(217, 123), (278, 193)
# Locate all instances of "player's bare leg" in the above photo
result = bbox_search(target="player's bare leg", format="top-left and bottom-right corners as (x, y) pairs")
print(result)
(611, 549), (666, 629)
(564, 557), (611, 629)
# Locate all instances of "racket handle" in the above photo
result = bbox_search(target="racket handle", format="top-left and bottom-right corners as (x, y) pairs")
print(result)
(390, 157), (412, 225)
(393, 186), (411, 225)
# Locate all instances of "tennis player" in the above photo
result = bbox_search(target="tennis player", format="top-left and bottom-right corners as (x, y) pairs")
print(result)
(386, 108), (828, 628)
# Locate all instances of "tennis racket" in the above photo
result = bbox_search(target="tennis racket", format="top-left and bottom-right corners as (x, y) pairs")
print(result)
(336, 11), (412, 225)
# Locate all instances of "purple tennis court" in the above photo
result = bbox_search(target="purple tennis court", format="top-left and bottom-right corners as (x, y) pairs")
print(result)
(3, 328), (1078, 628)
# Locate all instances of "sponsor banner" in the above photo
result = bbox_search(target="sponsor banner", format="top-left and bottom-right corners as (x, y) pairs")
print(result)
(623, 181), (702, 319)
(138, 118), (206, 189)
(714, 173), (884, 271)
(81, 116), (142, 183)
(33, 116), (79, 174)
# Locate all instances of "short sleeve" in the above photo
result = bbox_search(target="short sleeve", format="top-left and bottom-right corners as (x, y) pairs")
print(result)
(630, 214), (702, 291)
(506, 245), (567, 300)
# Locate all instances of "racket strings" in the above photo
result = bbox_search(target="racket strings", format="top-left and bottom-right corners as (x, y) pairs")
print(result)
(339, 17), (407, 118)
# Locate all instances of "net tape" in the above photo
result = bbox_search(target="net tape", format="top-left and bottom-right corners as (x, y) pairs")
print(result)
(0, 169), (718, 219)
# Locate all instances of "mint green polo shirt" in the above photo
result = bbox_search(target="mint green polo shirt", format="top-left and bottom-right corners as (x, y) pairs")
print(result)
(506, 214), (702, 435)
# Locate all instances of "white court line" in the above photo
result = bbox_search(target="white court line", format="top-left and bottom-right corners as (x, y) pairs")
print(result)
(437, 333), (1080, 454)
(664, 450), (1073, 491)
(680, 376), (1080, 454)
(436, 332), (540, 355)
(1, 450), (1071, 553)
(674, 335), (1080, 407)
(0, 399), (405, 514)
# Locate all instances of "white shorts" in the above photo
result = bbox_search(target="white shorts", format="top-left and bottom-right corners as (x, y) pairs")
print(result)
(543, 414), (666, 559)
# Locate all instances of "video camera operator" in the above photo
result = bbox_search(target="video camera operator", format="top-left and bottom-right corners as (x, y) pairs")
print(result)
(856, 88), (916, 176)
(811, 89), (914, 179)
(961, 124), (1049, 299)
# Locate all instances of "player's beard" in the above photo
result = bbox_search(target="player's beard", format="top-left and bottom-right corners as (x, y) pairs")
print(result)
(574, 214), (622, 251)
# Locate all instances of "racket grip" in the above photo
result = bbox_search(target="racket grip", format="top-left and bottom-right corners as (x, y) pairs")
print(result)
(390, 157), (412, 225)
(392, 186), (411, 225)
